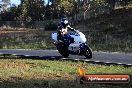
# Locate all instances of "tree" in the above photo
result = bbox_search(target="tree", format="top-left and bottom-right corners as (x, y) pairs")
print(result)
(18, 0), (28, 21)
(59, 0), (74, 16)
(106, 0), (116, 10)
(1, 4), (19, 21)
(18, 0), (45, 21)
(82, 0), (91, 20)
(1, 0), (10, 11)
(46, 0), (75, 18)
(28, 0), (45, 21)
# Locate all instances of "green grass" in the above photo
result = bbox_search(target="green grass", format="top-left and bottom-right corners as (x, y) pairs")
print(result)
(0, 30), (55, 50)
(0, 59), (132, 88)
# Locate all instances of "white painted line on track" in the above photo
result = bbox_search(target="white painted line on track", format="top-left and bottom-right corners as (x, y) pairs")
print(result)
(61, 58), (67, 60)
(126, 64), (132, 66)
(117, 63), (122, 65)
(12, 54), (17, 56)
(106, 62), (111, 63)
(74, 59), (79, 60)
(94, 61), (100, 63)
(84, 60), (90, 62)
(25, 55), (30, 56)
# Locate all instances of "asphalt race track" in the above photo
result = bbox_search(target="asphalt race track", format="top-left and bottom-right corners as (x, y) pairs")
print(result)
(0, 49), (132, 66)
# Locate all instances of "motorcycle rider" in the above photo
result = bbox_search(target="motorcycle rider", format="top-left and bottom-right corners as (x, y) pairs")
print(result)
(57, 17), (78, 43)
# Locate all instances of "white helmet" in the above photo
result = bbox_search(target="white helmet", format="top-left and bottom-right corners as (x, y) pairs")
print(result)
(61, 18), (69, 28)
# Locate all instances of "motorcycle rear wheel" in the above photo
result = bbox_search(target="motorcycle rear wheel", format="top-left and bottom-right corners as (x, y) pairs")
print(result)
(84, 46), (92, 59)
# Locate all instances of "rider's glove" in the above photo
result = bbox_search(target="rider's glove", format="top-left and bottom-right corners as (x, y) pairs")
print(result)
(75, 30), (79, 33)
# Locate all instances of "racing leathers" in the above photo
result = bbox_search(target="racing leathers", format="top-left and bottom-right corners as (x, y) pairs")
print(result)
(57, 24), (76, 43)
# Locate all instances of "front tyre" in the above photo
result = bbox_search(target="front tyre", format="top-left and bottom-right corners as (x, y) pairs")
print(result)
(84, 46), (92, 59)
(57, 42), (69, 58)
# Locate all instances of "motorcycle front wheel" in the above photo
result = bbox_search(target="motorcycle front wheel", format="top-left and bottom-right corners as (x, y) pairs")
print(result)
(57, 42), (69, 58)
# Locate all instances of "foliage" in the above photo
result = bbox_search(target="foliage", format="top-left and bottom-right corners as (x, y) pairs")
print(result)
(45, 21), (57, 31)
(0, 0), (10, 11)
(0, 0), (131, 21)
(0, 4), (19, 21)
(18, 0), (45, 21)
(56, 0), (74, 16)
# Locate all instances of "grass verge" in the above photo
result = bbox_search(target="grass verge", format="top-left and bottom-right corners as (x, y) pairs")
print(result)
(0, 58), (132, 88)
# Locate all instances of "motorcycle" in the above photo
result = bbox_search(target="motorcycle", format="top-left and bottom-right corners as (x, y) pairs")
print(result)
(51, 30), (92, 59)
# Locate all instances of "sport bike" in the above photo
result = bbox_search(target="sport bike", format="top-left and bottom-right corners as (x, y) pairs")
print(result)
(51, 30), (92, 59)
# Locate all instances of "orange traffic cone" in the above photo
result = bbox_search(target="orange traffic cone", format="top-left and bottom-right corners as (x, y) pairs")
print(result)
(78, 65), (86, 76)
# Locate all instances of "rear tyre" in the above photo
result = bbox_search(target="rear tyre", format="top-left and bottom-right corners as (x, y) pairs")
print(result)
(84, 46), (92, 59)
(57, 42), (69, 58)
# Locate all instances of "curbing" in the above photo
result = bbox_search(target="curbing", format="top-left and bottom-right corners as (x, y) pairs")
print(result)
(0, 53), (132, 67)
